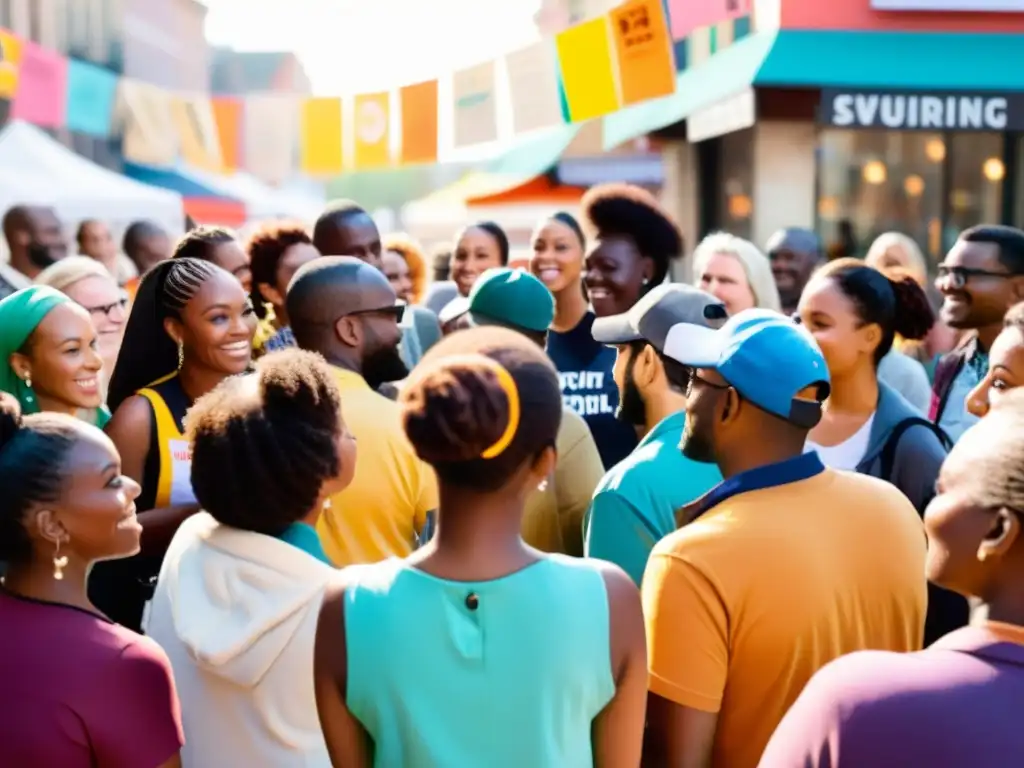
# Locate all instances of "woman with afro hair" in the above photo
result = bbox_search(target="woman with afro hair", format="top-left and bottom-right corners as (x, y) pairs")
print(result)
(537, 184), (683, 468)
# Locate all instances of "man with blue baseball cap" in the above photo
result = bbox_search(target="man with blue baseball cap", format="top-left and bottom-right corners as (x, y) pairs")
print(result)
(642, 309), (929, 768)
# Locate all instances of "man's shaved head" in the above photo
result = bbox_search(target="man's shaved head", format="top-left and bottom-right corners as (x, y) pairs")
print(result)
(313, 200), (383, 269)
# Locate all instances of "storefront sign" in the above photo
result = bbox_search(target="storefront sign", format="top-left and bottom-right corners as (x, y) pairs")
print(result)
(871, 0), (1024, 10)
(820, 90), (1024, 131)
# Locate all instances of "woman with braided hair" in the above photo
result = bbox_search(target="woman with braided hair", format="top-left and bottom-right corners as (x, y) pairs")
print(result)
(146, 348), (356, 767)
(314, 327), (647, 767)
(88, 257), (257, 631)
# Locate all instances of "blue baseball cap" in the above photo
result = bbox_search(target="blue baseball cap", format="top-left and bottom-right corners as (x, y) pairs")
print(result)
(663, 308), (831, 428)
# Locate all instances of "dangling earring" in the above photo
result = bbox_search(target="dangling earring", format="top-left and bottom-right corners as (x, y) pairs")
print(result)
(177, 342), (184, 369)
(322, 498), (332, 511)
(22, 375), (34, 404)
(642, 277), (650, 286)
(537, 478), (549, 492)
(52, 540), (68, 581)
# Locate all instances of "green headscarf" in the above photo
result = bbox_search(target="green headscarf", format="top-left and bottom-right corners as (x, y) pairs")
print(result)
(0, 285), (72, 414)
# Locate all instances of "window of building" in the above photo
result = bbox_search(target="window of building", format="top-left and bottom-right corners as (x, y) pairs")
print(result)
(816, 130), (1004, 267)
(717, 127), (755, 241)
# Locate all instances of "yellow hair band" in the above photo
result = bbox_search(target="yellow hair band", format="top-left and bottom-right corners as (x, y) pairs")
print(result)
(479, 358), (520, 460)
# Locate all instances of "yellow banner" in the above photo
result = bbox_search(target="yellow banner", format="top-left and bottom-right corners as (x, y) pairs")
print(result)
(0, 29), (24, 100)
(556, 17), (620, 122)
(172, 96), (222, 172)
(300, 97), (344, 175)
(353, 92), (390, 169)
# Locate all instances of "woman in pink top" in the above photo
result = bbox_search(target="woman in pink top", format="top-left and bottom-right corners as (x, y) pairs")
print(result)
(0, 393), (183, 767)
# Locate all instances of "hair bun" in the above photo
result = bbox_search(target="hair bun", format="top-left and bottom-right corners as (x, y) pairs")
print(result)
(888, 274), (934, 341)
(257, 349), (340, 426)
(0, 392), (23, 454)
(402, 362), (512, 464)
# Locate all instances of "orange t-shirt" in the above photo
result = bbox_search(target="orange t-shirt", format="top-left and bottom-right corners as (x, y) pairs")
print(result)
(642, 460), (926, 768)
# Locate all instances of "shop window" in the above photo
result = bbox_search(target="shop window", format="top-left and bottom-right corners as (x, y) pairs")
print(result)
(816, 130), (944, 263)
(946, 132), (1004, 251)
(717, 127), (755, 241)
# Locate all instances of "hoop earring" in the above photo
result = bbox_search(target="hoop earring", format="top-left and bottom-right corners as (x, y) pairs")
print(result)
(53, 540), (68, 581)
(177, 342), (184, 369)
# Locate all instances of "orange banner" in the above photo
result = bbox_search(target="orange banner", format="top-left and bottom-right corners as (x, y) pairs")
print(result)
(300, 97), (344, 175)
(400, 80), (438, 165)
(611, 0), (677, 106)
(353, 92), (390, 169)
(212, 97), (242, 172)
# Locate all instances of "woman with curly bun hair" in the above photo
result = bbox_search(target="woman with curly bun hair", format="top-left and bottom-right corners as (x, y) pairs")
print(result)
(798, 259), (965, 645)
(314, 327), (647, 768)
(145, 348), (356, 767)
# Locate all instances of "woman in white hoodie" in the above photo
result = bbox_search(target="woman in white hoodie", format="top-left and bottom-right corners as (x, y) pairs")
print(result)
(145, 348), (357, 767)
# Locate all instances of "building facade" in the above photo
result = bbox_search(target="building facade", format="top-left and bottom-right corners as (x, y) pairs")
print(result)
(121, 0), (209, 92)
(210, 49), (311, 95)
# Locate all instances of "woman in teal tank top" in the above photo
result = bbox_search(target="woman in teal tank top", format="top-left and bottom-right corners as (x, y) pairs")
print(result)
(314, 326), (647, 767)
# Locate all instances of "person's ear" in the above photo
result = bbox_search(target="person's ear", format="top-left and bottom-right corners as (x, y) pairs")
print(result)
(257, 282), (284, 309)
(163, 316), (183, 347)
(531, 444), (557, 488)
(633, 344), (660, 391)
(858, 322), (882, 355)
(334, 315), (362, 347)
(978, 507), (1021, 563)
(719, 387), (742, 427)
(33, 508), (68, 549)
(641, 256), (655, 284)
(8, 351), (32, 383)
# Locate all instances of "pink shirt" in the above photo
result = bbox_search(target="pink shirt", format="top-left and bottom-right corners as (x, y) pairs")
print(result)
(0, 589), (183, 767)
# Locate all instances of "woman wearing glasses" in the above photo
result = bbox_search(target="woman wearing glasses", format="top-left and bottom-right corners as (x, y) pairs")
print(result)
(36, 256), (129, 406)
(88, 257), (257, 631)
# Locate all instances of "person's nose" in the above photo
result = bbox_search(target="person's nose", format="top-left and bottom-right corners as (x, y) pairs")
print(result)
(85, 344), (103, 371)
(966, 375), (991, 419)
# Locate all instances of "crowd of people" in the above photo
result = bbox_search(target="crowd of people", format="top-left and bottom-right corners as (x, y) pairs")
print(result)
(0, 184), (1023, 767)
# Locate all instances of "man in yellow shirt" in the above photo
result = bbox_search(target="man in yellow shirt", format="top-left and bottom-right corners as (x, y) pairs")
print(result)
(287, 256), (437, 565)
(642, 309), (927, 768)
(446, 267), (604, 555)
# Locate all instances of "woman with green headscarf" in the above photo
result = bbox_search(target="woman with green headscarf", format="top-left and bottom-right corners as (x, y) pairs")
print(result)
(0, 285), (109, 425)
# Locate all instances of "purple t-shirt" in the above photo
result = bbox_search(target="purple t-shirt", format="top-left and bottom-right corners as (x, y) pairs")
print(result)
(758, 623), (1024, 767)
(0, 590), (183, 767)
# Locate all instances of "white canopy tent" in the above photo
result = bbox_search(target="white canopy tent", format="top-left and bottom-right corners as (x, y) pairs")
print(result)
(0, 120), (184, 234)
(182, 165), (326, 224)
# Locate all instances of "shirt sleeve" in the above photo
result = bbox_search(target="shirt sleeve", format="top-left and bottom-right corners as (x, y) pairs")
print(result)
(585, 490), (659, 587)
(641, 547), (729, 712)
(91, 637), (184, 767)
(554, 427), (604, 558)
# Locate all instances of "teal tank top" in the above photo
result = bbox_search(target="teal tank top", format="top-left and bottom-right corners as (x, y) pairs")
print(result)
(344, 555), (616, 768)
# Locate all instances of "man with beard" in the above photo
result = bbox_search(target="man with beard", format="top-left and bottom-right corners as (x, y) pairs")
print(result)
(583, 284), (727, 586)
(931, 225), (1024, 442)
(287, 256), (437, 565)
(641, 309), (927, 768)
(314, 199), (440, 367)
(766, 227), (824, 316)
(446, 266), (603, 555)
(1, 205), (68, 298)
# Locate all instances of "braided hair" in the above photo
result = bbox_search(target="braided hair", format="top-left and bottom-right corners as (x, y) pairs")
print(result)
(185, 349), (345, 535)
(107, 257), (220, 412)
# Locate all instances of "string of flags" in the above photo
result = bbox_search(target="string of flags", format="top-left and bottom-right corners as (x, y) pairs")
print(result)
(0, 0), (751, 184)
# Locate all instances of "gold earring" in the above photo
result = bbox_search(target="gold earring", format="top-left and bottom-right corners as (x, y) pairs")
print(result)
(53, 540), (68, 581)
(177, 342), (184, 368)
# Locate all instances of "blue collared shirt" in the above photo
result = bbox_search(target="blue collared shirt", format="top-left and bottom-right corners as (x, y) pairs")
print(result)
(692, 452), (826, 521)
(277, 522), (332, 564)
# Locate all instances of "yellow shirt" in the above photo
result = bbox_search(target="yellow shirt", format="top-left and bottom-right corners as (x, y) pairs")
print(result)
(521, 406), (603, 556)
(319, 368), (438, 565)
(642, 455), (926, 768)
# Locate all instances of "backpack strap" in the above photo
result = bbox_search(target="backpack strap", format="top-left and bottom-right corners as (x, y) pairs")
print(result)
(880, 417), (953, 481)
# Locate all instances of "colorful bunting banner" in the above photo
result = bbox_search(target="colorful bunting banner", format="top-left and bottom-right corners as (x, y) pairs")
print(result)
(211, 97), (242, 172)
(299, 97), (343, 176)
(172, 96), (222, 171)
(116, 79), (177, 167)
(611, 0), (677, 106)
(245, 94), (299, 183)
(12, 40), (67, 127)
(0, 29), (24, 100)
(399, 80), (438, 165)
(556, 17), (620, 122)
(452, 61), (499, 149)
(668, 0), (751, 41)
(506, 41), (565, 134)
(65, 60), (117, 136)
(353, 92), (390, 169)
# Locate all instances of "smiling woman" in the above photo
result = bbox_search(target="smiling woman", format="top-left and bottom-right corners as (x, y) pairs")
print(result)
(89, 257), (258, 631)
(0, 285), (106, 424)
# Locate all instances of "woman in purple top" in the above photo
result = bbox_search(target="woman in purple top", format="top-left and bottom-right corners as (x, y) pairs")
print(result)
(0, 393), (183, 767)
(759, 388), (1024, 768)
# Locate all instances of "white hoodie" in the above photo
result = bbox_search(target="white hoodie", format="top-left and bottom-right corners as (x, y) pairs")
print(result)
(145, 512), (334, 767)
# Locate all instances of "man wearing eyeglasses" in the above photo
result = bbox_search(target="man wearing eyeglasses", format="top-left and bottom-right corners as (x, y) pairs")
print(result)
(931, 225), (1024, 442)
(286, 256), (438, 567)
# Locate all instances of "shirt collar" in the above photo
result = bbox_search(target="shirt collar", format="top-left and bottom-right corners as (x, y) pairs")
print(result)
(276, 522), (331, 565)
(930, 624), (1024, 667)
(331, 366), (371, 391)
(692, 451), (825, 520)
(639, 411), (686, 448)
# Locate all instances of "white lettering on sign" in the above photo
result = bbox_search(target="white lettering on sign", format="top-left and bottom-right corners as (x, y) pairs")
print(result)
(559, 370), (616, 417)
(830, 93), (1009, 130)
